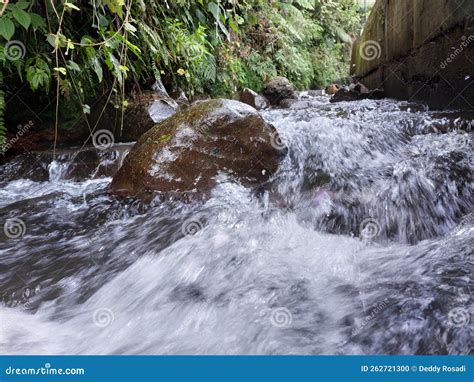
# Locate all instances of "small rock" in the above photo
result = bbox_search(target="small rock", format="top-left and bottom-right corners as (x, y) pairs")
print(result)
(325, 84), (341, 95)
(262, 77), (297, 106)
(330, 83), (385, 103)
(0, 153), (49, 183)
(350, 82), (369, 94)
(279, 98), (298, 109)
(239, 88), (270, 110)
(330, 86), (361, 102)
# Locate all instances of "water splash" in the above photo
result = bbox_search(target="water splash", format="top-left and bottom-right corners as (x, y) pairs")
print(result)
(0, 97), (472, 355)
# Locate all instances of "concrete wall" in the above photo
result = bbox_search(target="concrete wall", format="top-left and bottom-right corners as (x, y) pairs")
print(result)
(351, 0), (474, 109)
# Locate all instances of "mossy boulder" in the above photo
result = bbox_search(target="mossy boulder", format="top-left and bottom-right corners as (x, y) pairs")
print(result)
(110, 99), (285, 198)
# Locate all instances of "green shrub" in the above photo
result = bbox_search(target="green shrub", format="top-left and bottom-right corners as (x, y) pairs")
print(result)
(0, 0), (362, 146)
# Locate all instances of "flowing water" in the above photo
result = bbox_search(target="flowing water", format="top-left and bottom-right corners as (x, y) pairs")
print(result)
(0, 96), (472, 355)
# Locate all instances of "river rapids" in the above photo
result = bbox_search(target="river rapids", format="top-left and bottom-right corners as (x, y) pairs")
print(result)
(0, 95), (472, 355)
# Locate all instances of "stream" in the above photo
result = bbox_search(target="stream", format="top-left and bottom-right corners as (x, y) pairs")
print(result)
(0, 95), (472, 355)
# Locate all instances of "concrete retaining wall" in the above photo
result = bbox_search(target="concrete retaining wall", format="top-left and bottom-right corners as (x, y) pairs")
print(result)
(351, 0), (474, 109)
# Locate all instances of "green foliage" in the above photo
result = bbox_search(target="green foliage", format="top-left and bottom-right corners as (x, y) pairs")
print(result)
(0, 0), (363, 140)
(232, 0), (362, 90)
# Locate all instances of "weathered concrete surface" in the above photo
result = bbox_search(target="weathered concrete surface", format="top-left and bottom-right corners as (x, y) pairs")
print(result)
(352, 0), (474, 109)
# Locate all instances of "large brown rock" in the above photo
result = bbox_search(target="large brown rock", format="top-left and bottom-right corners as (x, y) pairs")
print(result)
(262, 77), (297, 106)
(110, 99), (285, 198)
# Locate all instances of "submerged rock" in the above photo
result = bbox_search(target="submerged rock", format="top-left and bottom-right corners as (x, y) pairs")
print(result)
(0, 153), (49, 184)
(239, 88), (270, 110)
(330, 83), (385, 103)
(110, 99), (285, 198)
(278, 98), (298, 109)
(0, 145), (132, 184)
(262, 77), (297, 106)
(352, 82), (369, 94)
